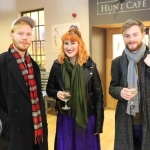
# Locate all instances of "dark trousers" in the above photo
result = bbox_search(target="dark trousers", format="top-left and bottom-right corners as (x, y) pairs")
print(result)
(0, 134), (9, 150)
(133, 125), (142, 150)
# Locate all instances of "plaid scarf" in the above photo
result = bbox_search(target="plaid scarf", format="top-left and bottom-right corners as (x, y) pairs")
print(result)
(9, 44), (43, 144)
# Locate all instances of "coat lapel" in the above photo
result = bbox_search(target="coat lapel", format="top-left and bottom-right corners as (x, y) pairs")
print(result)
(120, 51), (128, 87)
(84, 66), (94, 85)
(54, 61), (65, 90)
(84, 57), (95, 85)
(6, 51), (30, 99)
(32, 60), (41, 98)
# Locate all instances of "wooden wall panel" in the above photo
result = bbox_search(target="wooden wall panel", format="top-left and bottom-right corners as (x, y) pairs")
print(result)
(105, 28), (121, 108)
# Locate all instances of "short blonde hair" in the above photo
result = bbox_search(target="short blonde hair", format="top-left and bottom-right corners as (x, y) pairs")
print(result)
(121, 18), (144, 33)
(58, 28), (89, 66)
(10, 21), (32, 33)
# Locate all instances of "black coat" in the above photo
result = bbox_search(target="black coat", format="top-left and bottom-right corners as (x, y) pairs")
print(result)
(46, 57), (104, 133)
(0, 49), (48, 150)
(109, 47), (150, 150)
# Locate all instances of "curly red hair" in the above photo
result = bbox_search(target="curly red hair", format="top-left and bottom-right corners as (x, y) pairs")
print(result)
(58, 28), (89, 66)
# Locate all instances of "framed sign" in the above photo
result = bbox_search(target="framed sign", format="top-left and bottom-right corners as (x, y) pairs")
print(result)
(51, 22), (80, 52)
(97, 0), (149, 15)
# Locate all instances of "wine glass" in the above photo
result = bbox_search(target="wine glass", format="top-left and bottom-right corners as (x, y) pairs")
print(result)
(128, 86), (138, 108)
(128, 86), (138, 95)
(62, 90), (71, 110)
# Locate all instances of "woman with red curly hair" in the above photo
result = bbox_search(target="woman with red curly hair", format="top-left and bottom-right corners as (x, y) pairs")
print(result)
(46, 25), (104, 150)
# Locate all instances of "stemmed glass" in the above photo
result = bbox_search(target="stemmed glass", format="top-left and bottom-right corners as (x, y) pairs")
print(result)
(130, 87), (138, 94)
(128, 86), (138, 108)
(62, 90), (71, 110)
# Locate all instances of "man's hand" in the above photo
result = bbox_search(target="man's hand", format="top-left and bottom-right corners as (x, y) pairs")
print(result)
(120, 88), (137, 100)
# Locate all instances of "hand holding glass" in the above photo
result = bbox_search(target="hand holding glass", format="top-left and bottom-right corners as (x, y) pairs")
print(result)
(62, 90), (71, 110)
(128, 87), (138, 107)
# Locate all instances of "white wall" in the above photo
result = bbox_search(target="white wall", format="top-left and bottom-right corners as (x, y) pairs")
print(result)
(0, 0), (89, 71)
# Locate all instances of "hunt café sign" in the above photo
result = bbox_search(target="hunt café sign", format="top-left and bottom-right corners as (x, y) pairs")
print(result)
(97, 0), (149, 15)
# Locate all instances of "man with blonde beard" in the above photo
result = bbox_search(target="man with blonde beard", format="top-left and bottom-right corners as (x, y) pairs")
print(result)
(0, 16), (48, 150)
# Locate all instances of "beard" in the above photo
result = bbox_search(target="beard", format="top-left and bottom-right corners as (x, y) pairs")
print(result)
(12, 38), (31, 52)
(125, 41), (143, 52)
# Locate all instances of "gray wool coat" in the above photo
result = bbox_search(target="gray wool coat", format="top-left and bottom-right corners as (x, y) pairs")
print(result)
(109, 46), (150, 150)
(0, 49), (48, 150)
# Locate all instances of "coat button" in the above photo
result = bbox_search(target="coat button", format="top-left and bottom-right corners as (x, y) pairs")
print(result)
(15, 110), (18, 114)
(147, 68), (150, 72)
(18, 128), (20, 131)
(12, 90), (15, 93)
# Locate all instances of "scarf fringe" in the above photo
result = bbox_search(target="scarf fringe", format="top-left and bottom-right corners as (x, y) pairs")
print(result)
(34, 135), (43, 144)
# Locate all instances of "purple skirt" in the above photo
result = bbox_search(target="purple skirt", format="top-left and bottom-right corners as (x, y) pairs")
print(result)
(54, 113), (101, 150)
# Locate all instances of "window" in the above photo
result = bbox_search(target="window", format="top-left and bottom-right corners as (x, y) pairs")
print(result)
(21, 9), (46, 70)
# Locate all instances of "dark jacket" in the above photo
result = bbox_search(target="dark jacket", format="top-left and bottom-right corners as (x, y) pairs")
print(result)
(0, 49), (48, 150)
(109, 46), (150, 150)
(46, 57), (104, 133)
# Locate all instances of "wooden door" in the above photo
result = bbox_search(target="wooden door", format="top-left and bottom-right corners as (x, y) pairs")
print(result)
(105, 28), (122, 108)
